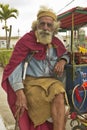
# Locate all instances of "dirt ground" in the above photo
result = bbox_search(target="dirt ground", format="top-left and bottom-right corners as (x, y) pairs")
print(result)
(0, 67), (73, 130)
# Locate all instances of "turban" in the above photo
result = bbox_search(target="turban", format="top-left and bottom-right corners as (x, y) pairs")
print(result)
(37, 10), (57, 21)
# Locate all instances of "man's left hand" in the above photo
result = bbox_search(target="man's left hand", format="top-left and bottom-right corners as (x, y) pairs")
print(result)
(54, 59), (67, 77)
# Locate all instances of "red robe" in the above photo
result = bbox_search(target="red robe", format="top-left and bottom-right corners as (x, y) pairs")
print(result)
(1, 31), (67, 130)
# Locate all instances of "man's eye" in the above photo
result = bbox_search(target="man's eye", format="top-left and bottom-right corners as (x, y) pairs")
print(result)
(47, 23), (53, 27)
(39, 22), (53, 28)
(40, 22), (45, 26)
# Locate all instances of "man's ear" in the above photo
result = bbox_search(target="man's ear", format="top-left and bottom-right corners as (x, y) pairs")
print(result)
(53, 21), (61, 35)
(31, 21), (38, 31)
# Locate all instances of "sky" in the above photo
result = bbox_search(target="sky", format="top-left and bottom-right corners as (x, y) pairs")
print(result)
(0, 0), (87, 36)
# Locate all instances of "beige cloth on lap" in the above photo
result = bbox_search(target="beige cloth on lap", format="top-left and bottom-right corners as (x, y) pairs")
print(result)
(23, 76), (69, 127)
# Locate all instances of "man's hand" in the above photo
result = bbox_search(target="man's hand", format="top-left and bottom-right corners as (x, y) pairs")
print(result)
(15, 89), (28, 121)
(54, 59), (67, 77)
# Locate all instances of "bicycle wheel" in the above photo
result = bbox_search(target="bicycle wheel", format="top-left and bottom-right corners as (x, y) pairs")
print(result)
(72, 125), (83, 130)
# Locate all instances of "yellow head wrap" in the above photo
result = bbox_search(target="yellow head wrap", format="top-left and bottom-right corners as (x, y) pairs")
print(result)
(37, 10), (57, 21)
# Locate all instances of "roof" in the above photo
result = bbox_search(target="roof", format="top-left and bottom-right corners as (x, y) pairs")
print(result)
(57, 6), (87, 31)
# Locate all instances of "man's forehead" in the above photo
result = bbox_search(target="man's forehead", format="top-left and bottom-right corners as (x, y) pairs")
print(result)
(39, 16), (54, 22)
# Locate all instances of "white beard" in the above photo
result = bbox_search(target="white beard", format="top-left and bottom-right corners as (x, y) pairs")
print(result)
(36, 29), (53, 45)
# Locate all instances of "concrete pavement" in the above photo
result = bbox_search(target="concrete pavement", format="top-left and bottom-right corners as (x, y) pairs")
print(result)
(0, 67), (15, 130)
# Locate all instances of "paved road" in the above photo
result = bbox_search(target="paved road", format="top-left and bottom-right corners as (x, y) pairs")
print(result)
(0, 67), (73, 130)
(0, 67), (15, 130)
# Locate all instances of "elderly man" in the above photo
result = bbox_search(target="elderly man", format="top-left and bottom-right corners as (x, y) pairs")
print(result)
(2, 6), (69, 130)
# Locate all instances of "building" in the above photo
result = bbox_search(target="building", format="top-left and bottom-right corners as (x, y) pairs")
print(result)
(0, 36), (20, 48)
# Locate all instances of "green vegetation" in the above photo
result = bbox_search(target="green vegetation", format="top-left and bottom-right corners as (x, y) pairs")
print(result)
(0, 3), (19, 49)
(0, 49), (13, 67)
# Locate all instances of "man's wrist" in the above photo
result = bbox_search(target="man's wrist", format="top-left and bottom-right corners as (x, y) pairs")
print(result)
(60, 58), (67, 64)
(16, 89), (24, 96)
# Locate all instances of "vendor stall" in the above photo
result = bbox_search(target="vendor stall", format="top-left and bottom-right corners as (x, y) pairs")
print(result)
(57, 6), (87, 112)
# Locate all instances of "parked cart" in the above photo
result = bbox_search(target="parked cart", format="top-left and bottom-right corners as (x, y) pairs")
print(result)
(57, 6), (87, 130)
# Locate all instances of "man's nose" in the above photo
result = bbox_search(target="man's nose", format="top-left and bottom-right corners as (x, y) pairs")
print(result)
(43, 23), (48, 30)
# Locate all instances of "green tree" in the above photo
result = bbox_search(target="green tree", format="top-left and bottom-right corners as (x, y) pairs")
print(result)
(0, 4), (19, 49)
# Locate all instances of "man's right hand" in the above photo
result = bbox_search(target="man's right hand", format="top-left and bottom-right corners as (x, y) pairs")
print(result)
(15, 89), (28, 121)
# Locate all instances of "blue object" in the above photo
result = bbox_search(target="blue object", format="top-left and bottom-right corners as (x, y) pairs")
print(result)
(73, 89), (87, 113)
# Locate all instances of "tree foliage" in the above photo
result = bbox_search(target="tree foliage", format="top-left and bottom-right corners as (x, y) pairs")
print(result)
(0, 4), (19, 49)
(0, 4), (19, 21)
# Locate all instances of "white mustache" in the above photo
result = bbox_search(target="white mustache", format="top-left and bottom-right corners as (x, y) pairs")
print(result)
(39, 31), (51, 35)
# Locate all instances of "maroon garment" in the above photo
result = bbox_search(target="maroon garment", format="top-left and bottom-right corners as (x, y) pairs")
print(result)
(1, 31), (66, 130)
